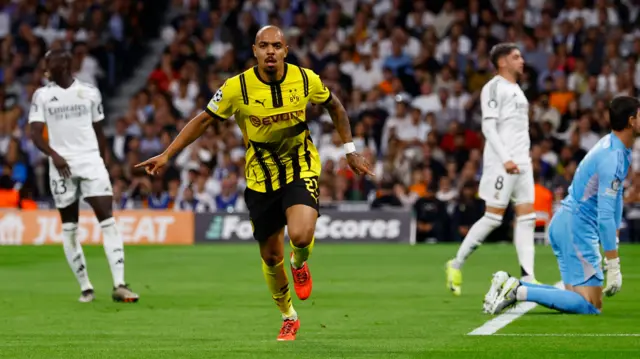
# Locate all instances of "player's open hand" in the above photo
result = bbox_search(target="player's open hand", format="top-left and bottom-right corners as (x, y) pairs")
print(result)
(135, 153), (169, 176)
(51, 153), (71, 178)
(503, 160), (520, 174)
(346, 152), (374, 177)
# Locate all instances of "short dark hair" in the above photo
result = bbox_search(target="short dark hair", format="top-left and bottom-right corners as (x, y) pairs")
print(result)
(44, 49), (71, 61)
(489, 43), (519, 69)
(609, 96), (640, 131)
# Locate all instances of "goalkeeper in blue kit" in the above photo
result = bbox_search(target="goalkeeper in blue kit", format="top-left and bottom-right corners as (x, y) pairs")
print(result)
(484, 96), (640, 315)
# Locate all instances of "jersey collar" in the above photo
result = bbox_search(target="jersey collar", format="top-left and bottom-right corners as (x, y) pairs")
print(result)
(52, 78), (78, 90)
(610, 133), (633, 162)
(253, 63), (288, 85)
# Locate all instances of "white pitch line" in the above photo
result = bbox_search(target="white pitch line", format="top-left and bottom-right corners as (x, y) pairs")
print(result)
(468, 281), (563, 336)
(493, 334), (640, 337)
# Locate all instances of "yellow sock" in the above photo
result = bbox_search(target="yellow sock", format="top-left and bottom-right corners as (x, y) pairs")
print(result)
(262, 259), (296, 319)
(291, 236), (314, 269)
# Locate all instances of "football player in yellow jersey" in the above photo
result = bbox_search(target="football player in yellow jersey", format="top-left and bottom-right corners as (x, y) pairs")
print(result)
(136, 25), (373, 341)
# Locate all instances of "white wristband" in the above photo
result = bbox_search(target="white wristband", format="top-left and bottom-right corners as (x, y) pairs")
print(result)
(344, 142), (356, 154)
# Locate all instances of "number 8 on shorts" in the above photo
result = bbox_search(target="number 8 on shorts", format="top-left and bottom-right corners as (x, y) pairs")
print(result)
(478, 167), (534, 209)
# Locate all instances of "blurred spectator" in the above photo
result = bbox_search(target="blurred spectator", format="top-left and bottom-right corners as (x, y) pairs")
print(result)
(414, 187), (448, 243)
(109, 119), (134, 163)
(549, 75), (575, 115)
(436, 176), (458, 203)
(213, 173), (246, 212)
(371, 180), (402, 209)
(577, 114), (600, 151)
(452, 181), (484, 242)
(0, 171), (19, 208)
(174, 186), (212, 213)
(144, 177), (172, 210)
(533, 170), (553, 232)
(533, 94), (561, 133)
(319, 131), (344, 167)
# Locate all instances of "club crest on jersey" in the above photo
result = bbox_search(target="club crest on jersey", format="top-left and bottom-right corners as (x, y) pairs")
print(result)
(605, 178), (621, 196)
(289, 89), (300, 106)
(611, 178), (621, 191)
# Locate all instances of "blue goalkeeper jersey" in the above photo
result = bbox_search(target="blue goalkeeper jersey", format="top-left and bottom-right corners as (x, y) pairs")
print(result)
(561, 133), (631, 252)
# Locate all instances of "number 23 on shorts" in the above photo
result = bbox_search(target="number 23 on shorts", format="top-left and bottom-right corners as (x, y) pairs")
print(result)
(304, 178), (319, 203)
(51, 179), (68, 195)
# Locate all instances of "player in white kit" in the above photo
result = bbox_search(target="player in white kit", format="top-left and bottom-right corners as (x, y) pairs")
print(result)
(29, 50), (139, 303)
(445, 43), (537, 295)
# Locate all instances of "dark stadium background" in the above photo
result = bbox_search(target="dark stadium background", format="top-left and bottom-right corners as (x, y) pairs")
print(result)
(1, 0), (640, 244)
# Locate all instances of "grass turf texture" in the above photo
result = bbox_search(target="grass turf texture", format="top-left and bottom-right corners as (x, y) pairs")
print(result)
(1, 244), (639, 358)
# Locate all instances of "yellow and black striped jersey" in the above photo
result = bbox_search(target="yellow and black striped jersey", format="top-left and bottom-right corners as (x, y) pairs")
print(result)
(205, 63), (331, 193)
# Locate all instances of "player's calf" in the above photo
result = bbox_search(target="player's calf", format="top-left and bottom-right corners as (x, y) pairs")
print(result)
(513, 203), (536, 280)
(486, 274), (600, 315)
(286, 206), (316, 301)
(447, 211), (502, 296)
(288, 231), (314, 301)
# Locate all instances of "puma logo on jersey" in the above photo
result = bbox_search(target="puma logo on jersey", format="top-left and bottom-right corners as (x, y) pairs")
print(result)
(254, 99), (266, 107)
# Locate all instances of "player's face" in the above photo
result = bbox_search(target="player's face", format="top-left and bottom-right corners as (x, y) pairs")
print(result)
(630, 108), (640, 133)
(253, 29), (288, 74)
(505, 49), (525, 76)
(45, 55), (70, 81)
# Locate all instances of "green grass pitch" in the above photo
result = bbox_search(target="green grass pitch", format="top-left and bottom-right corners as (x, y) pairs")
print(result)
(1, 244), (640, 358)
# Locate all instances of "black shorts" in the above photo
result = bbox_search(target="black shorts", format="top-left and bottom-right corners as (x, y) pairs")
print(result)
(244, 177), (320, 242)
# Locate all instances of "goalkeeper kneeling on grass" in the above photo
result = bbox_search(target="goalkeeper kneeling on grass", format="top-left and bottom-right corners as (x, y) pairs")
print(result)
(483, 96), (639, 315)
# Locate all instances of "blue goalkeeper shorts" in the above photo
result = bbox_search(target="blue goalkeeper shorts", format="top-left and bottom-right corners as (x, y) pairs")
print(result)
(548, 206), (604, 287)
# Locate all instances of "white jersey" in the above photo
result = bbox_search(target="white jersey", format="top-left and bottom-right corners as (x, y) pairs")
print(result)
(28, 79), (104, 161)
(480, 75), (531, 168)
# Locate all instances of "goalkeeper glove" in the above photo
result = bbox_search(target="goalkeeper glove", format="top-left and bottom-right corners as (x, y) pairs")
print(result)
(603, 257), (622, 297)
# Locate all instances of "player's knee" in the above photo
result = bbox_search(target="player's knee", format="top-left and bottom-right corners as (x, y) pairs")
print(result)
(514, 203), (535, 217)
(479, 212), (503, 230)
(288, 224), (315, 248)
(516, 213), (536, 227)
(574, 288), (603, 312)
(88, 201), (113, 222)
(585, 295), (602, 311)
(485, 206), (506, 216)
(261, 251), (284, 267)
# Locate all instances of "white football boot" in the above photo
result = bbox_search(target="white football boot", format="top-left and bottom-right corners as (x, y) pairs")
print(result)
(482, 271), (510, 313)
(488, 276), (521, 315)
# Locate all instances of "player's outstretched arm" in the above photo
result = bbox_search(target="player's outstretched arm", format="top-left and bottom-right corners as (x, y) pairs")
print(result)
(136, 111), (217, 175)
(323, 93), (374, 176)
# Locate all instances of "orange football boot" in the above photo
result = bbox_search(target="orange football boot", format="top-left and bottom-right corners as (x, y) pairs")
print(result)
(290, 253), (313, 300)
(277, 318), (300, 341)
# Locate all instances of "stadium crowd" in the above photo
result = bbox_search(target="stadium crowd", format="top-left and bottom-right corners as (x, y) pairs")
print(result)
(2, 0), (640, 242)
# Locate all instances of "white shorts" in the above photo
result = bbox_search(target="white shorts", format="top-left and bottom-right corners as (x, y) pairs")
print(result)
(49, 156), (113, 209)
(478, 164), (534, 208)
